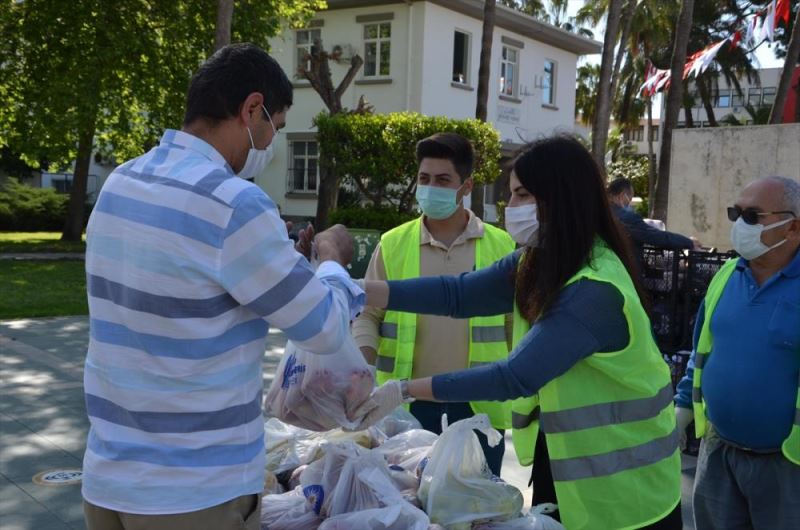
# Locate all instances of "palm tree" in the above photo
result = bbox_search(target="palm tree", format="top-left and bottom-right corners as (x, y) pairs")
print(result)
(591, 0), (625, 170)
(473, 0), (498, 219)
(655, 0), (696, 222)
(576, 63), (601, 125)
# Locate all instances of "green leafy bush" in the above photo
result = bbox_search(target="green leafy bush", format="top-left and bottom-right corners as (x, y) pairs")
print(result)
(0, 178), (69, 231)
(316, 112), (502, 212)
(329, 205), (418, 232)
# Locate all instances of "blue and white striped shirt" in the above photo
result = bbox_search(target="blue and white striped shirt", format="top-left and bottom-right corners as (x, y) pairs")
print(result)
(82, 129), (363, 514)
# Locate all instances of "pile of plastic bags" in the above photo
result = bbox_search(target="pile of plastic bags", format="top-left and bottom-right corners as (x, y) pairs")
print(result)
(261, 411), (564, 530)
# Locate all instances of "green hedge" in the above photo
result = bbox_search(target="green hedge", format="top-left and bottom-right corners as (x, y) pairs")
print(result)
(0, 178), (69, 231)
(316, 112), (502, 211)
(329, 206), (418, 233)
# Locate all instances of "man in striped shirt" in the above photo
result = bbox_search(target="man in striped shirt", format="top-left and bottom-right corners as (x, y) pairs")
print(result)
(81, 43), (363, 529)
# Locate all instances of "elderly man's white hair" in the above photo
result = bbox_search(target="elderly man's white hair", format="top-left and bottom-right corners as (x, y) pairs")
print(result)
(760, 176), (800, 217)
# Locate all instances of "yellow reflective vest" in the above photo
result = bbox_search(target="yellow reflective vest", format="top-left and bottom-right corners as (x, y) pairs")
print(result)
(692, 258), (800, 465)
(375, 216), (515, 429)
(510, 241), (681, 529)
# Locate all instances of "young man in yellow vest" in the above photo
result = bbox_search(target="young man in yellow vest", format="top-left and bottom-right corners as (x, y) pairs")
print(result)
(674, 176), (800, 529)
(352, 133), (515, 475)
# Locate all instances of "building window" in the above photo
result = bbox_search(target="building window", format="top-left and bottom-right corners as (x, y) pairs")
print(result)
(762, 87), (776, 106)
(289, 141), (319, 193)
(296, 29), (321, 74)
(693, 92), (703, 108)
(542, 60), (556, 105)
(634, 126), (644, 141)
(675, 122), (685, 129)
(452, 30), (471, 84)
(649, 126), (659, 142)
(715, 89), (731, 108)
(731, 90), (744, 107)
(748, 88), (762, 106)
(499, 46), (519, 97)
(363, 22), (391, 77)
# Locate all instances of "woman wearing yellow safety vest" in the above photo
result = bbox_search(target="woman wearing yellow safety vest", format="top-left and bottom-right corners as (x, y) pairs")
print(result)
(351, 135), (682, 529)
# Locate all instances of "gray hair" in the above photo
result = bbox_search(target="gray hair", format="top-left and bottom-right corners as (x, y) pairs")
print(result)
(762, 176), (800, 216)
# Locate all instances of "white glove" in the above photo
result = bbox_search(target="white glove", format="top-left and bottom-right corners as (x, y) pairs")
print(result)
(675, 407), (694, 451)
(345, 380), (404, 431)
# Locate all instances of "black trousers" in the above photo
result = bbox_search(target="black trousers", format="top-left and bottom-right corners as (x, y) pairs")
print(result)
(530, 430), (682, 529)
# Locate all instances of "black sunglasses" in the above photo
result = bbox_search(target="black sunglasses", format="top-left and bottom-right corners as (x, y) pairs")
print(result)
(727, 206), (796, 225)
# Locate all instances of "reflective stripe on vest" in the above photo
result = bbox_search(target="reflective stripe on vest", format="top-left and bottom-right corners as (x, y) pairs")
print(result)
(376, 217), (515, 429)
(509, 242), (681, 530)
(549, 427), (680, 482)
(540, 383), (673, 434)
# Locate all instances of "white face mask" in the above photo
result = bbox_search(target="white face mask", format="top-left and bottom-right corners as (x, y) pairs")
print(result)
(505, 203), (539, 246)
(730, 217), (792, 260)
(236, 105), (276, 180)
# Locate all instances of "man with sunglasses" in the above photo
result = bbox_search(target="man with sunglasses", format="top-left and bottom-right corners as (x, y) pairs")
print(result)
(674, 176), (800, 529)
(81, 44), (364, 529)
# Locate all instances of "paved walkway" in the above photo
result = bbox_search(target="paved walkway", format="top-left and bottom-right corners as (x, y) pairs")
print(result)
(0, 317), (698, 529)
(0, 253), (85, 261)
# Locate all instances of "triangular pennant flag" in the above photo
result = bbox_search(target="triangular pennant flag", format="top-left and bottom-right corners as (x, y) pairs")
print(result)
(775, 0), (790, 27)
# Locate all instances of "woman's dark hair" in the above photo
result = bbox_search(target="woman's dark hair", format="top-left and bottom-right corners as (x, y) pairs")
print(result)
(513, 135), (647, 322)
(183, 43), (293, 126)
(416, 133), (474, 182)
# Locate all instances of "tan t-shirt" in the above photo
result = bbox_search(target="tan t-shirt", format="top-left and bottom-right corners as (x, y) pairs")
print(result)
(352, 210), (506, 379)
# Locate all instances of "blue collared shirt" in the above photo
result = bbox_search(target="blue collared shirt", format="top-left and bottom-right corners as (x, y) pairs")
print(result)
(675, 248), (800, 450)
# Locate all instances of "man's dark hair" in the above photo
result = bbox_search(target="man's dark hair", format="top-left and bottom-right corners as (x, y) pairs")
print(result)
(415, 133), (474, 182)
(607, 177), (633, 196)
(183, 43), (293, 126)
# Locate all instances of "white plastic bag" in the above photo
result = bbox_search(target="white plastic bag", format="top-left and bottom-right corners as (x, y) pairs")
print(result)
(264, 417), (372, 474)
(260, 487), (321, 530)
(326, 451), (399, 516)
(368, 406), (423, 444)
(375, 429), (438, 474)
(418, 414), (524, 530)
(299, 441), (366, 517)
(265, 337), (375, 431)
(318, 503), (430, 530)
(473, 512), (565, 530)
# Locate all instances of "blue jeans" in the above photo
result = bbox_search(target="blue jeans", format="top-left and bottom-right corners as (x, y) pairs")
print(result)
(409, 400), (505, 477)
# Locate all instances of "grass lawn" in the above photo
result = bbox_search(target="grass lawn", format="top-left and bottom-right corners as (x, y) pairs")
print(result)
(0, 232), (86, 253)
(0, 260), (87, 319)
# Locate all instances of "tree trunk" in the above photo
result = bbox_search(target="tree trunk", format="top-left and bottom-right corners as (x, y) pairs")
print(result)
(698, 75), (718, 127)
(314, 165), (339, 230)
(472, 0), (496, 219)
(61, 122), (95, 241)
(654, 0), (695, 222)
(646, 97), (656, 217)
(609, 0), (637, 109)
(683, 94), (695, 128)
(591, 0), (625, 171)
(214, 0), (234, 51)
(769, 5), (800, 124)
(475, 0), (496, 123)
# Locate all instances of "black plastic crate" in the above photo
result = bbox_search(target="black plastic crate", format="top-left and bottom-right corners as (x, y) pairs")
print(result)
(640, 246), (683, 293)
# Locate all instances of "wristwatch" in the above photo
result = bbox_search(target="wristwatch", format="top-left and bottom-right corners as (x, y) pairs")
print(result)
(400, 379), (416, 404)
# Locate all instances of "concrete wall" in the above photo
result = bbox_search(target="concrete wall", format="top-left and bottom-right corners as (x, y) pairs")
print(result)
(667, 124), (800, 250)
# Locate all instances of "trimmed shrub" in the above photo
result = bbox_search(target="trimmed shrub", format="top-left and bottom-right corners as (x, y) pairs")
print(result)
(0, 178), (69, 231)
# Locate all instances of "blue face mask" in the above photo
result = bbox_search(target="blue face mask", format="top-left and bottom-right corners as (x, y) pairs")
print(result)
(416, 184), (464, 220)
